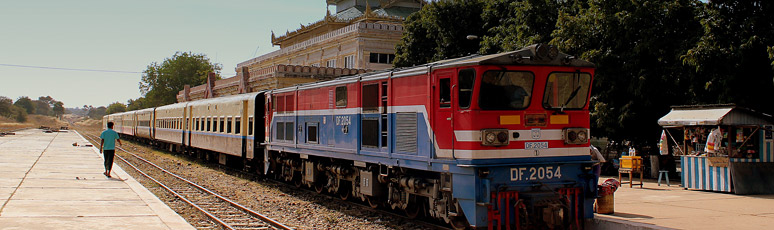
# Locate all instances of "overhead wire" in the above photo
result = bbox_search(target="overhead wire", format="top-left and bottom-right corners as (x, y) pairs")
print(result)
(0, 63), (141, 74)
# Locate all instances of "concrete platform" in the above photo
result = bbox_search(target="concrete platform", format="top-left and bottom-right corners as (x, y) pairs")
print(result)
(589, 176), (774, 230)
(0, 129), (194, 229)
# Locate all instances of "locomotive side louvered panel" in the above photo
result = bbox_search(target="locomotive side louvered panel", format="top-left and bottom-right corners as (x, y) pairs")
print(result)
(396, 112), (417, 153)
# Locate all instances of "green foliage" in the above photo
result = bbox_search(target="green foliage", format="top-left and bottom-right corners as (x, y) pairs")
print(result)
(681, 0), (774, 114)
(11, 106), (27, 122)
(140, 52), (221, 108)
(13, 96), (35, 115)
(106, 102), (127, 115)
(52, 101), (65, 118)
(394, 0), (487, 67)
(84, 105), (107, 119)
(34, 100), (51, 115)
(0, 96), (12, 117)
(126, 97), (148, 111)
(480, 0), (578, 53)
(551, 0), (704, 143)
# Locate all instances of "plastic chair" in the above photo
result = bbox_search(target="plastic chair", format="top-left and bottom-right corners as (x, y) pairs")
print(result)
(658, 170), (670, 186)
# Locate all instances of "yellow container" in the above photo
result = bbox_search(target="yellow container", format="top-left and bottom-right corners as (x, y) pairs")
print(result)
(596, 193), (614, 214)
(620, 156), (643, 170)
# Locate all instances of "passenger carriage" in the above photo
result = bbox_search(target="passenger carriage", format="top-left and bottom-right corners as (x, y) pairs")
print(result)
(187, 93), (265, 166)
(154, 103), (187, 151)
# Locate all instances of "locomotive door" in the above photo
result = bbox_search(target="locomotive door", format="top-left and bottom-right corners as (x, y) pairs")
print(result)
(433, 70), (454, 158)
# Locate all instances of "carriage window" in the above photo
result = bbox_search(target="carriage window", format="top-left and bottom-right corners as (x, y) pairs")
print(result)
(227, 117), (232, 133)
(479, 71), (534, 110)
(458, 69), (475, 109)
(439, 78), (451, 108)
(207, 118), (211, 131)
(307, 123), (318, 143)
(543, 72), (592, 110)
(362, 84), (379, 112)
(235, 118), (241, 134)
(220, 118), (225, 133)
(249, 117), (254, 135)
(336, 86), (347, 107)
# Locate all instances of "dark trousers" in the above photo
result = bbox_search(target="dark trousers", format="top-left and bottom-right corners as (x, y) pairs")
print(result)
(104, 150), (115, 171)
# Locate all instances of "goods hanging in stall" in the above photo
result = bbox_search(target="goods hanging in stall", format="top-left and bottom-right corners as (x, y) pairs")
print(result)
(658, 104), (774, 194)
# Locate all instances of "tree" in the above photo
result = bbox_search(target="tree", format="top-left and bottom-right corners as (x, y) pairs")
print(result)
(0, 96), (12, 117)
(682, 0), (774, 116)
(52, 101), (65, 118)
(393, 0), (487, 67)
(106, 102), (127, 115)
(140, 52), (221, 107)
(33, 100), (51, 115)
(13, 96), (35, 114)
(551, 0), (703, 143)
(87, 106), (107, 119)
(127, 97), (148, 111)
(480, 0), (579, 53)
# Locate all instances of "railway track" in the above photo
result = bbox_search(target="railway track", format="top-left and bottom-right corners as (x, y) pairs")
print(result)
(81, 132), (292, 230)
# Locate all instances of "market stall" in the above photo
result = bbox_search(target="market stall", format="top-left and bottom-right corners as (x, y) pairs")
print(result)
(657, 105), (774, 194)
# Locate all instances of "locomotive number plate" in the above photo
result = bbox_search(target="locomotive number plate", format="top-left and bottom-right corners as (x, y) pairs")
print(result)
(524, 142), (548, 150)
(511, 166), (562, 181)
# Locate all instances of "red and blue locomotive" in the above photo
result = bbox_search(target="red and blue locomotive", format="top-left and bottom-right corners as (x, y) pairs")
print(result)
(105, 44), (597, 229)
(264, 44), (597, 229)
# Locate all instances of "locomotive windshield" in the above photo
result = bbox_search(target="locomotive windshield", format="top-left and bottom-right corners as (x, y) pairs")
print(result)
(542, 72), (592, 109)
(478, 71), (534, 110)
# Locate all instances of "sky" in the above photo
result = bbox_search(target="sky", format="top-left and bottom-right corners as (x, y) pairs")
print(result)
(0, 0), (328, 108)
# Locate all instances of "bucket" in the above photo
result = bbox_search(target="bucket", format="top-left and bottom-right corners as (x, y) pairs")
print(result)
(596, 193), (614, 214)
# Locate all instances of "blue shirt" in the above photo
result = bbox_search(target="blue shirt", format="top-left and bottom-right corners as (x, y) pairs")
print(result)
(100, 129), (120, 150)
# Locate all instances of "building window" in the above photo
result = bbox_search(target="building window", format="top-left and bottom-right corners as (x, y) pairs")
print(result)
(311, 63), (320, 67)
(369, 53), (395, 64)
(326, 59), (336, 68)
(336, 86), (347, 107)
(343, 55), (355, 69)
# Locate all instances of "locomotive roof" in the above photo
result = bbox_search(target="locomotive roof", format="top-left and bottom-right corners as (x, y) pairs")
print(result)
(279, 44), (594, 92)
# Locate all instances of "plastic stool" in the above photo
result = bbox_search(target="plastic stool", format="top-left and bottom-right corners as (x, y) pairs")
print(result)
(658, 170), (670, 186)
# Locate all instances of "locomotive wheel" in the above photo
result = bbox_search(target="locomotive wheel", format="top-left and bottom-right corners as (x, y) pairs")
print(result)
(366, 196), (380, 209)
(338, 180), (351, 200)
(294, 177), (303, 188)
(314, 183), (325, 194)
(450, 217), (469, 230)
(404, 202), (421, 219)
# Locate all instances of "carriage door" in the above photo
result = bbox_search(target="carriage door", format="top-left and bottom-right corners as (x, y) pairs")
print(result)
(433, 70), (454, 158)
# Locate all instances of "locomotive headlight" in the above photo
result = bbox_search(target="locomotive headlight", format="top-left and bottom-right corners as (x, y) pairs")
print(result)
(577, 130), (588, 142)
(563, 128), (589, 144)
(481, 129), (509, 146)
(485, 132), (497, 144)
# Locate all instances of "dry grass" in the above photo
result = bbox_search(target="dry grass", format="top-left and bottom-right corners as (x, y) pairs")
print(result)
(0, 114), (73, 132)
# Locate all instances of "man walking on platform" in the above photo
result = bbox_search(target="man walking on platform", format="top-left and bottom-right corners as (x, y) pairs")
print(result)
(100, 122), (122, 178)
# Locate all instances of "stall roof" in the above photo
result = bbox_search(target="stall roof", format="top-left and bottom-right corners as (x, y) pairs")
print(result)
(658, 104), (773, 127)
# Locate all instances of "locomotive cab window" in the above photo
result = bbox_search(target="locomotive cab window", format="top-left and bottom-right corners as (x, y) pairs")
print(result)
(479, 71), (534, 110)
(336, 86), (347, 107)
(439, 78), (451, 108)
(542, 72), (592, 110)
(458, 69), (476, 109)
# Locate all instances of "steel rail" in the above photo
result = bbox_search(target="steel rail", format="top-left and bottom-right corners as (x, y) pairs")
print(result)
(81, 133), (293, 230)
